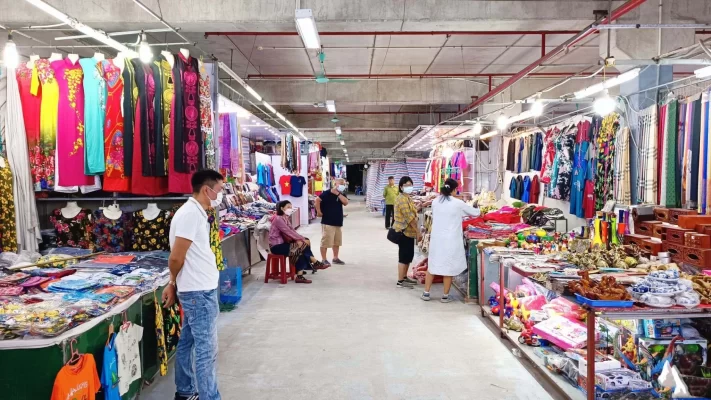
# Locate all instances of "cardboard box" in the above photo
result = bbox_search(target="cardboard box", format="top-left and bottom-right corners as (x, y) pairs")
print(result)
(578, 355), (621, 377)
(641, 319), (681, 339)
(638, 338), (707, 377)
(591, 368), (653, 392)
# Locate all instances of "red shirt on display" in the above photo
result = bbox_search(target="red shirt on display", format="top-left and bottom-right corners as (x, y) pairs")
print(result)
(279, 175), (291, 195)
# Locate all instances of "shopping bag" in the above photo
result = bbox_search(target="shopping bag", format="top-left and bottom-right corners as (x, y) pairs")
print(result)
(387, 228), (404, 244)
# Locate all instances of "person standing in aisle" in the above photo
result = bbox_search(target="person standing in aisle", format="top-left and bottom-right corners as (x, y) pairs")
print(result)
(383, 176), (398, 229)
(392, 176), (421, 288)
(315, 177), (349, 265)
(421, 178), (479, 303)
(163, 169), (224, 400)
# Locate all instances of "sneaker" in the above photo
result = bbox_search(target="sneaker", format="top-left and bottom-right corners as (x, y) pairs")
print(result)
(421, 292), (431, 301)
(295, 275), (312, 284)
(402, 277), (417, 285)
(175, 394), (199, 400)
(312, 261), (329, 270)
(321, 260), (331, 267)
(397, 280), (414, 289)
(441, 295), (453, 303)
(332, 258), (346, 265)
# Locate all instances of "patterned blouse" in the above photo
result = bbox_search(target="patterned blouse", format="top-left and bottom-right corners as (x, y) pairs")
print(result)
(49, 208), (94, 249)
(393, 194), (418, 238)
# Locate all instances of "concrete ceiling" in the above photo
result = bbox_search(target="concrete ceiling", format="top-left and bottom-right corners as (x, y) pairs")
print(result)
(1, 0), (709, 162)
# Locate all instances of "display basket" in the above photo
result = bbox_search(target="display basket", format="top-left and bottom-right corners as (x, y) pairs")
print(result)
(574, 294), (634, 308)
(219, 266), (243, 310)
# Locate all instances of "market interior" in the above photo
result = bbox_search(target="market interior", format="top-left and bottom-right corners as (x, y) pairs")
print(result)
(3, 1), (711, 400)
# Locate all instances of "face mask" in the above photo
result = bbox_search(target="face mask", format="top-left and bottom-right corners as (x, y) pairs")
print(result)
(403, 186), (414, 194)
(285, 208), (295, 216)
(209, 189), (223, 207)
(337, 184), (347, 192)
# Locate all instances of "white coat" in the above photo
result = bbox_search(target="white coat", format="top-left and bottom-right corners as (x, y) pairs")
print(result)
(428, 196), (479, 276)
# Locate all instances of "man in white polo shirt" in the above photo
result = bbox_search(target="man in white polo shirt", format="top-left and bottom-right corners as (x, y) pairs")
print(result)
(163, 169), (224, 400)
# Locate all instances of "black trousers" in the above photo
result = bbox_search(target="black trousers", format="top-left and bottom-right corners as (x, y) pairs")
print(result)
(385, 204), (394, 228)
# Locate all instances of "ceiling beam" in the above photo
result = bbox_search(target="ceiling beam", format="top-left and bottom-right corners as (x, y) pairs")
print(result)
(206, 30), (586, 37)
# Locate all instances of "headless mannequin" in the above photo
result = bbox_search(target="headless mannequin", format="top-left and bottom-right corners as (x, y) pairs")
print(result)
(113, 52), (127, 74)
(67, 54), (80, 65)
(93, 52), (105, 62)
(61, 201), (83, 219)
(142, 203), (161, 221)
(27, 54), (40, 68)
(161, 50), (174, 68)
(49, 53), (63, 62)
(179, 48), (189, 60)
(103, 203), (122, 220)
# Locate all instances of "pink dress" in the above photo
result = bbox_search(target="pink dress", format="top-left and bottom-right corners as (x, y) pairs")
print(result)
(51, 58), (93, 186)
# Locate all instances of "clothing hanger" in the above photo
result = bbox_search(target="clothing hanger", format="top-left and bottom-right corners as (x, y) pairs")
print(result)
(67, 337), (81, 365)
(120, 310), (130, 331)
(105, 317), (115, 347)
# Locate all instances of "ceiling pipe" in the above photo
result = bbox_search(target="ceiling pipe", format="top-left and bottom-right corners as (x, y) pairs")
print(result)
(453, 0), (649, 120)
(289, 111), (459, 115)
(206, 30), (585, 37)
(246, 72), (622, 79)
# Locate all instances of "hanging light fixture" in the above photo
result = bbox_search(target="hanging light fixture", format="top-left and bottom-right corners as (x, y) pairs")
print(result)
(3, 33), (19, 69)
(531, 100), (545, 117)
(594, 90), (617, 116)
(472, 120), (483, 136)
(138, 32), (152, 63)
(496, 113), (508, 130)
(295, 9), (321, 49)
(574, 68), (640, 99)
(443, 147), (455, 158)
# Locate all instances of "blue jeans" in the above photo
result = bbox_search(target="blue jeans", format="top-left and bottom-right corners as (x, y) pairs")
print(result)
(175, 289), (221, 400)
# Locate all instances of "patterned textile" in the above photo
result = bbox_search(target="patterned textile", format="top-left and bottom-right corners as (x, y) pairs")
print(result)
(393, 193), (418, 238)
(539, 128), (557, 184)
(15, 64), (43, 191)
(0, 160), (17, 252)
(200, 63), (215, 170)
(662, 100), (679, 207)
(122, 58), (136, 177)
(33, 59), (57, 189)
(131, 210), (171, 251)
(162, 303), (182, 356)
(550, 128), (575, 201)
(174, 53), (203, 173)
(100, 60), (129, 192)
(703, 92), (711, 214)
(154, 293), (168, 376)
(637, 106), (658, 205)
(92, 210), (131, 253)
(208, 209), (225, 271)
(596, 114), (619, 210)
(288, 240), (309, 271)
(613, 126), (631, 205)
(49, 208), (93, 249)
(159, 58), (173, 174)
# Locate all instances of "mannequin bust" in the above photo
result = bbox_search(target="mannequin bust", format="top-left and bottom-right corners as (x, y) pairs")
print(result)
(103, 203), (122, 220)
(161, 50), (174, 68)
(113, 52), (126, 74)
(179, 48), (190, 59)
(49, 52), (63, 62)
(93, 52), (105, 62)
(27, 54), (40, 68)
(143, 203), (161, 221)
(61, 201), (83, 219)
(67, 54), (80, 64)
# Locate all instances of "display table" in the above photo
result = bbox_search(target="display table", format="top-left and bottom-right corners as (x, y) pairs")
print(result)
(0, 283), (170, 399)
(452, 239), (479, 302)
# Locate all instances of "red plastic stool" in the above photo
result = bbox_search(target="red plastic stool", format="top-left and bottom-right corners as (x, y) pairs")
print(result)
(264, 254), (288, 284)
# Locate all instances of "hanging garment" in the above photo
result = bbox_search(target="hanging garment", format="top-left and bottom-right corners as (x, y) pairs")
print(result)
(33, 59), (57, 189)
(570, 140), (589, 217)
(515, 175), (524, 200)
(596, 114), (619, 210)
(130, 96), (169, 195)
(122, 58), (136, 177)
(522, 176), (531, 203)
(100, 59), (130, 192)
(691, 98), (702, 205)
(658, 102), (667, 205)
(173, 53), (203, 173)
(6, 65), (42, 252)
(92, 210), (131, 253)
(583, 180), (596, 219)
(208, 208), (225, 271)
(131, 210), (171, 251)
(101, 333), (120, 400)
(0, 160), (18, 252)
(678, 102), (687, 204)
(159, 56), (173, 174)
(150, 62), (166, 177)
(509, 176), (517, 199)
(540, 128), (557, 183)
(662, 100), (679, 207)
(637, 106), (658, 205)
(200, 63), (215, 170)
(52, 58), (93, 186)
(703, 93), (711, 214)
(50, 354), (101, 400)
(79, 57), (106, 175)
(131, 60), (158, 177)
(529, 175), (540, 204)
(169, 56), (193, 194)
(162, 303), (182, 355)
(114, 322), (143, 395)
(16, 63), (43, 191)
(551, 129), (575, 201)
(154, 293), (169, 376)
(49, 208), (94, 249)
(229, 113), (241, 176)
(614, 127), (632, 205)
(506, 138), (515, 171)
(516, 138), (523, 173)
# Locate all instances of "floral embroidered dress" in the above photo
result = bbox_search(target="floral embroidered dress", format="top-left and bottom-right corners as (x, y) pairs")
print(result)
(100, 59), (129, 192)
(207, 209), (225, 271)
(199, 63), (216, 170)
(33, 59), (57, 189)
(92, 210), (131, 252)
(49, 208), (94, 249)
(51, 58), (93, 187)
(16, 63), (43, 191)
(131, 210), (171, 251)
(0, 160), (18, 252)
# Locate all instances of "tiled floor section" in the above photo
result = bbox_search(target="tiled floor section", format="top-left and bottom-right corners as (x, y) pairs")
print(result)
(141, 196), (554, 400)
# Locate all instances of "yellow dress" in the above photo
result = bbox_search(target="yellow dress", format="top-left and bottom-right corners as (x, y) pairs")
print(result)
(31, 59), (58, 189)
(0, 159), (17, 252)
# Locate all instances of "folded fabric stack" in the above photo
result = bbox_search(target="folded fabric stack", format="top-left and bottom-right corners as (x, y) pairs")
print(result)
(47, 279), (100, 293)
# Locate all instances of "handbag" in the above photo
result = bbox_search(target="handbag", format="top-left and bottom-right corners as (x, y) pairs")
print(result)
(387, 228), (404, 244)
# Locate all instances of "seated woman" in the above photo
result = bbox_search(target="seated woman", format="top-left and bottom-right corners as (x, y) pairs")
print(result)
(269, 200), (326, 284)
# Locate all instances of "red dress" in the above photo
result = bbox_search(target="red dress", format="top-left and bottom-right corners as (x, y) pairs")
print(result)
(168, 65), (193, 194)
(16, 63), (43, 191)
(131, 101), (168, 195)
(100, 60), (130, 192)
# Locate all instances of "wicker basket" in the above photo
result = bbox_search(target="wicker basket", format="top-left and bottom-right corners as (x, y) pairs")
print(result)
(681, 375), (711, 397)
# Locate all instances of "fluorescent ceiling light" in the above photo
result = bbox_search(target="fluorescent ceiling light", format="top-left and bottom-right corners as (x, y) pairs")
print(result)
(340, 140), (345, 145)
(295, 9), (321, 49)
(695, 65), (711, 79)
(574, 68), (640, 99)
(574, 82), (605, 99)
(326, 100), (336, 113)
(262, 101), (276, 113)
(479, 130), (499, 140)
(243, 85), (262, 102)
(24, 0), (135, 56)
(275, 112), (286, 121)
(335, 127), (342, 135)
(218, 61), (262, 101)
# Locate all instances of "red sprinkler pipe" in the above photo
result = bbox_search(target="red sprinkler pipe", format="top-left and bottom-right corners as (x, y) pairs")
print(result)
(455, 0), (649, 118)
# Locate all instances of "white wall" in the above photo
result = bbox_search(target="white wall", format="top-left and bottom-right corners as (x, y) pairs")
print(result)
(271, 155), (309, 226)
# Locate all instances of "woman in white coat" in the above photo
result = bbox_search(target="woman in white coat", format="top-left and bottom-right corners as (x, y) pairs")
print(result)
(422, 178), (479, 303)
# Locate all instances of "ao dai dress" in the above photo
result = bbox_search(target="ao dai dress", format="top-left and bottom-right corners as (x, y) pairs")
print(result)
(33, 59), (58, 189)
(80, 57), (106, 175)
(99, 59), (130, 192)
(51, 58), (93, 187)
(15, 64), (43, 191)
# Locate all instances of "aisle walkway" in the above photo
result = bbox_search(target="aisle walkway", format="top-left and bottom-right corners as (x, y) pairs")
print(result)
(143, 197), (554, 400)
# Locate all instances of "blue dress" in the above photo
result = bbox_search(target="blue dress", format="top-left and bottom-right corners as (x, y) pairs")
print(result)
(80, 57), (106, 174)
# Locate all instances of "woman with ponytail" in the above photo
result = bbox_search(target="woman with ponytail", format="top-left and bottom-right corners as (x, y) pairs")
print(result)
(421, 178), (479, 302)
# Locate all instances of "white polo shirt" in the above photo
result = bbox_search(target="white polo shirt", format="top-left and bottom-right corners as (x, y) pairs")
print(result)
(169, 197), (219, 292)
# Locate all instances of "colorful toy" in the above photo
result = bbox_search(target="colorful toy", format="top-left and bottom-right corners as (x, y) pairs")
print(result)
(518, 327), (541, 346)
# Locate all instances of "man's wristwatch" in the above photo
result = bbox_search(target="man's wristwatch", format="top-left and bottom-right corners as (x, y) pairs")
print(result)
(168, 280), (176, 287)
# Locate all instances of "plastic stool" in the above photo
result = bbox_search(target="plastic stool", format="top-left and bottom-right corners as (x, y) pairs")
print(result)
(264, 254), (288, 284)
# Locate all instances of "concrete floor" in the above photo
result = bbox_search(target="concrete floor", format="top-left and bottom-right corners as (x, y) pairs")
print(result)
(141, 196), (554, 400)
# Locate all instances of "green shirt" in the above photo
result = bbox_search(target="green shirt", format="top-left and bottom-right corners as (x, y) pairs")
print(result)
(383, 185), (399, 205)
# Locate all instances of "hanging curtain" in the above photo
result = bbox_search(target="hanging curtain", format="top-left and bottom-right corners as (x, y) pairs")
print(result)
(637, 106), (658, 205)
(662, 99), (679, 207)
(4, 66), (41, 252)
(614, 126), (631, 205)
(703, 92), (711, 214)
